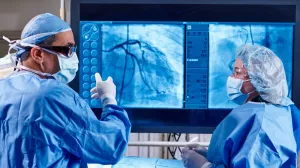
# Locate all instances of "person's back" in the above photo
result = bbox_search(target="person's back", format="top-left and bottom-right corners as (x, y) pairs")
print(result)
(207, 102), (297, 167)
(0, 13), (131, 168)
(0, 71), (130, 167)
(0, 71), (73, 167)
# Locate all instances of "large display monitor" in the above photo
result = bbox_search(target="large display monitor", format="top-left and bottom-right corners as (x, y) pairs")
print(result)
(71, 0), (300, 133)
(79, 21), (294, 109)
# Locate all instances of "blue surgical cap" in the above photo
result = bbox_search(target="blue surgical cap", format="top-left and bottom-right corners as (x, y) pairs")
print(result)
(21, 13), (70, 44)
(236, 44), (293, 106)
(6, 13), (71, 58)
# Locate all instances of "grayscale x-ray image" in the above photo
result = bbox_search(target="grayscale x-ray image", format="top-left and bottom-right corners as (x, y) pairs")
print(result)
(101, 24), (184, 108)
(209, 24), (293, 108)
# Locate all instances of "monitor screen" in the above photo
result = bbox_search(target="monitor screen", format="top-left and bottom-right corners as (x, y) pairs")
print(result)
(72, 2), (299, 133)
(79, 21), (294, 109)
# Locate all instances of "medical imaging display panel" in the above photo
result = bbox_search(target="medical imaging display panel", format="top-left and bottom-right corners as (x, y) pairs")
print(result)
(208, 24), (294, 108)
(79, 21), (294, 109)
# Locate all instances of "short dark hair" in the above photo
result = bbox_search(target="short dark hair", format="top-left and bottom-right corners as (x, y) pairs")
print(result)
(20, 35), (56, 61)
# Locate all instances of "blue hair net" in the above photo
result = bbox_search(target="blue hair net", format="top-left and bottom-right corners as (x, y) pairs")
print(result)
(3, 13), (71, 58)
(236, 44), (293, 106)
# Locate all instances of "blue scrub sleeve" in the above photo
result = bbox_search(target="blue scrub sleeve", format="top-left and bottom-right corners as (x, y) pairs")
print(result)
(42, 88), (131, 165)
(291, 105), (300, 153)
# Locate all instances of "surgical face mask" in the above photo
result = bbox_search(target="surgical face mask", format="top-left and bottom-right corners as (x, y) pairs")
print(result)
(27, 47), (78, 83)
(3, 35), (78, 83)
(226, 76), (254, 105)
(19, 49), (78, 83)
(52, 52), (79, 83)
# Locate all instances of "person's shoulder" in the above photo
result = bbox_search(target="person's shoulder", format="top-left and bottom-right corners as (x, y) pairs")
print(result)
(223, 102), (266, 130)
(231, 102), (291, 120)
(42, 80), (78, 99)
(45, 80), (73, 91)
(236, 102), (265, 110)
(259, 104), (294, 137)
(230, 102), (265, 117)
(263, 103), (291, 117)
(43, 80), (93, 116)
(44, 80), (90, 107)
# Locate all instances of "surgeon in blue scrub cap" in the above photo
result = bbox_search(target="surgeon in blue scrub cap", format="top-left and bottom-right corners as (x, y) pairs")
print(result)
(182, 44), (300, 168)
(0, 13), (131, 167)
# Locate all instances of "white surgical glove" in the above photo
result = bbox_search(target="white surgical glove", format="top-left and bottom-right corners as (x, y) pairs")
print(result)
(181, 148), (211, 168)
(90, 72), (117, 108)
(187, 144), (208, 158)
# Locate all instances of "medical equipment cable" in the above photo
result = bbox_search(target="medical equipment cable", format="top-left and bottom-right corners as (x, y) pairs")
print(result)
(167, 133), (182, 159)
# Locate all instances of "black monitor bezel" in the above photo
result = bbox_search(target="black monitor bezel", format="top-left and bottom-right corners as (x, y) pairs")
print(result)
(70, 0), (300, 133)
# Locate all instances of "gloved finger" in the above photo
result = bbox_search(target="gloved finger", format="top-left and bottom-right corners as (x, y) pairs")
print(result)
(95, 72), (103, 83)
(91, 93), (100, 99)
(90, 87), (97, 94)
(182, 147), (189, 154)
(106, 76), (113, 83)
(193, 146), (208, 154)
(181, 153), (186, 160)
(182, 147), (190, 153)
(187, 143), (201, 149)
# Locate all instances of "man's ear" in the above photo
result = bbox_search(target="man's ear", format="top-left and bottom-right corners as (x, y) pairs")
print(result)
(30, 47), (43, 64)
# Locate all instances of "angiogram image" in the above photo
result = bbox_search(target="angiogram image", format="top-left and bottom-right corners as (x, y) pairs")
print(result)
(101, 24), (185, 108)
(209, 24), (293, 108)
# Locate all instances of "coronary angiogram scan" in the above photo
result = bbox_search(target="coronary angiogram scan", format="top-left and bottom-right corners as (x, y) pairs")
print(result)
(101, 24), (185, 108)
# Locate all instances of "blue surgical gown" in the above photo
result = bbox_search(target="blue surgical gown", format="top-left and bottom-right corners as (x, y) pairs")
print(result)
(206, 102), (298, 168)
(0, 71), (131, 167)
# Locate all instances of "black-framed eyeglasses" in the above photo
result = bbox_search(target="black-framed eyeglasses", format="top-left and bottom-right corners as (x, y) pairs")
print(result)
(38, 45), (77, 57)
